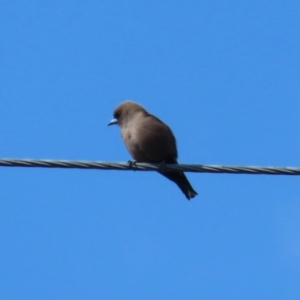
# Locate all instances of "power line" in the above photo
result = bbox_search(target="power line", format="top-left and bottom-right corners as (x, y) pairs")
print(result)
(0, 158), (299, 175)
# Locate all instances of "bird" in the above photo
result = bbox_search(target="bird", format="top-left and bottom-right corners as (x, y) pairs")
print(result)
(108, 100), (197, 200)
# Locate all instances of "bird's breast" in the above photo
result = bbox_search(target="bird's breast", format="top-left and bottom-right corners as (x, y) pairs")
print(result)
(121, 126), (146, 161)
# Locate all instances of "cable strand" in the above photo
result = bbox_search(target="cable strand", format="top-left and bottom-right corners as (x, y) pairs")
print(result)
(0, 159), (299, 175)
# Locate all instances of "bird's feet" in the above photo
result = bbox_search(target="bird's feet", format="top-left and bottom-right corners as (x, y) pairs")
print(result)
(158, 161), (166, 171)
(127, 160), (138, 170)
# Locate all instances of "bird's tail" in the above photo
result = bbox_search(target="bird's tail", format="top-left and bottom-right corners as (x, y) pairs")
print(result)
(158, 171), (198, 200)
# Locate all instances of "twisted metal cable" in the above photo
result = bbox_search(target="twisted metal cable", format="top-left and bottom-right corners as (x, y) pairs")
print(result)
(0, 158), (299, 175)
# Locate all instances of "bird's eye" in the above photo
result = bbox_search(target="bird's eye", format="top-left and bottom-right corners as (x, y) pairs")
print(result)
(114, 112), (120, 118)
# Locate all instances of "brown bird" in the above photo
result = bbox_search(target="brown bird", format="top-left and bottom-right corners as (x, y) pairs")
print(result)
(108, 101), (197, 200)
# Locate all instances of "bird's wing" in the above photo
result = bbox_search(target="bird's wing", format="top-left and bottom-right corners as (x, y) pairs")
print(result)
(134, 113), (178, 163)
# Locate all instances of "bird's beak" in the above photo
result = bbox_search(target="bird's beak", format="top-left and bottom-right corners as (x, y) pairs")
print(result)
(108, 118), (118, 126)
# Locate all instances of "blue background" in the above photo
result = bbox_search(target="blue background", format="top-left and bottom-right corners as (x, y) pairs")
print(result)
(1, 1), (300, 299)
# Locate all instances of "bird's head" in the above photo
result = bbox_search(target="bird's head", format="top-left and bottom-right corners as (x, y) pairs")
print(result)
(108, 100), (145, 127)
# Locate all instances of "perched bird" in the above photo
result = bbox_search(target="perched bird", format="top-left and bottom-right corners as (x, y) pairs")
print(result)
(108, 101), (197, 200)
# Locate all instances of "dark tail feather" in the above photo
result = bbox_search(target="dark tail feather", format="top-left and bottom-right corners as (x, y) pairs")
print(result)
(158, 171), (198, 200)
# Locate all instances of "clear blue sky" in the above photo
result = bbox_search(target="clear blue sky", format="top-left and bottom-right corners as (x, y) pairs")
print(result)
(1, 1), (300, 299)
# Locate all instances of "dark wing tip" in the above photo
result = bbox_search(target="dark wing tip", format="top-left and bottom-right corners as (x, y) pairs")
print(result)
(186, 189), (198, 200)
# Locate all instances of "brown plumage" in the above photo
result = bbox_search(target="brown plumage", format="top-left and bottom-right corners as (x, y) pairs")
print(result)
(108, 100), (197, 200)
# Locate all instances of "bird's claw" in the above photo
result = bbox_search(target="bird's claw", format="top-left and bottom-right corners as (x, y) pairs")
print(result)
(128, 160), (138, 170)
(158, 161), (166, 171)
